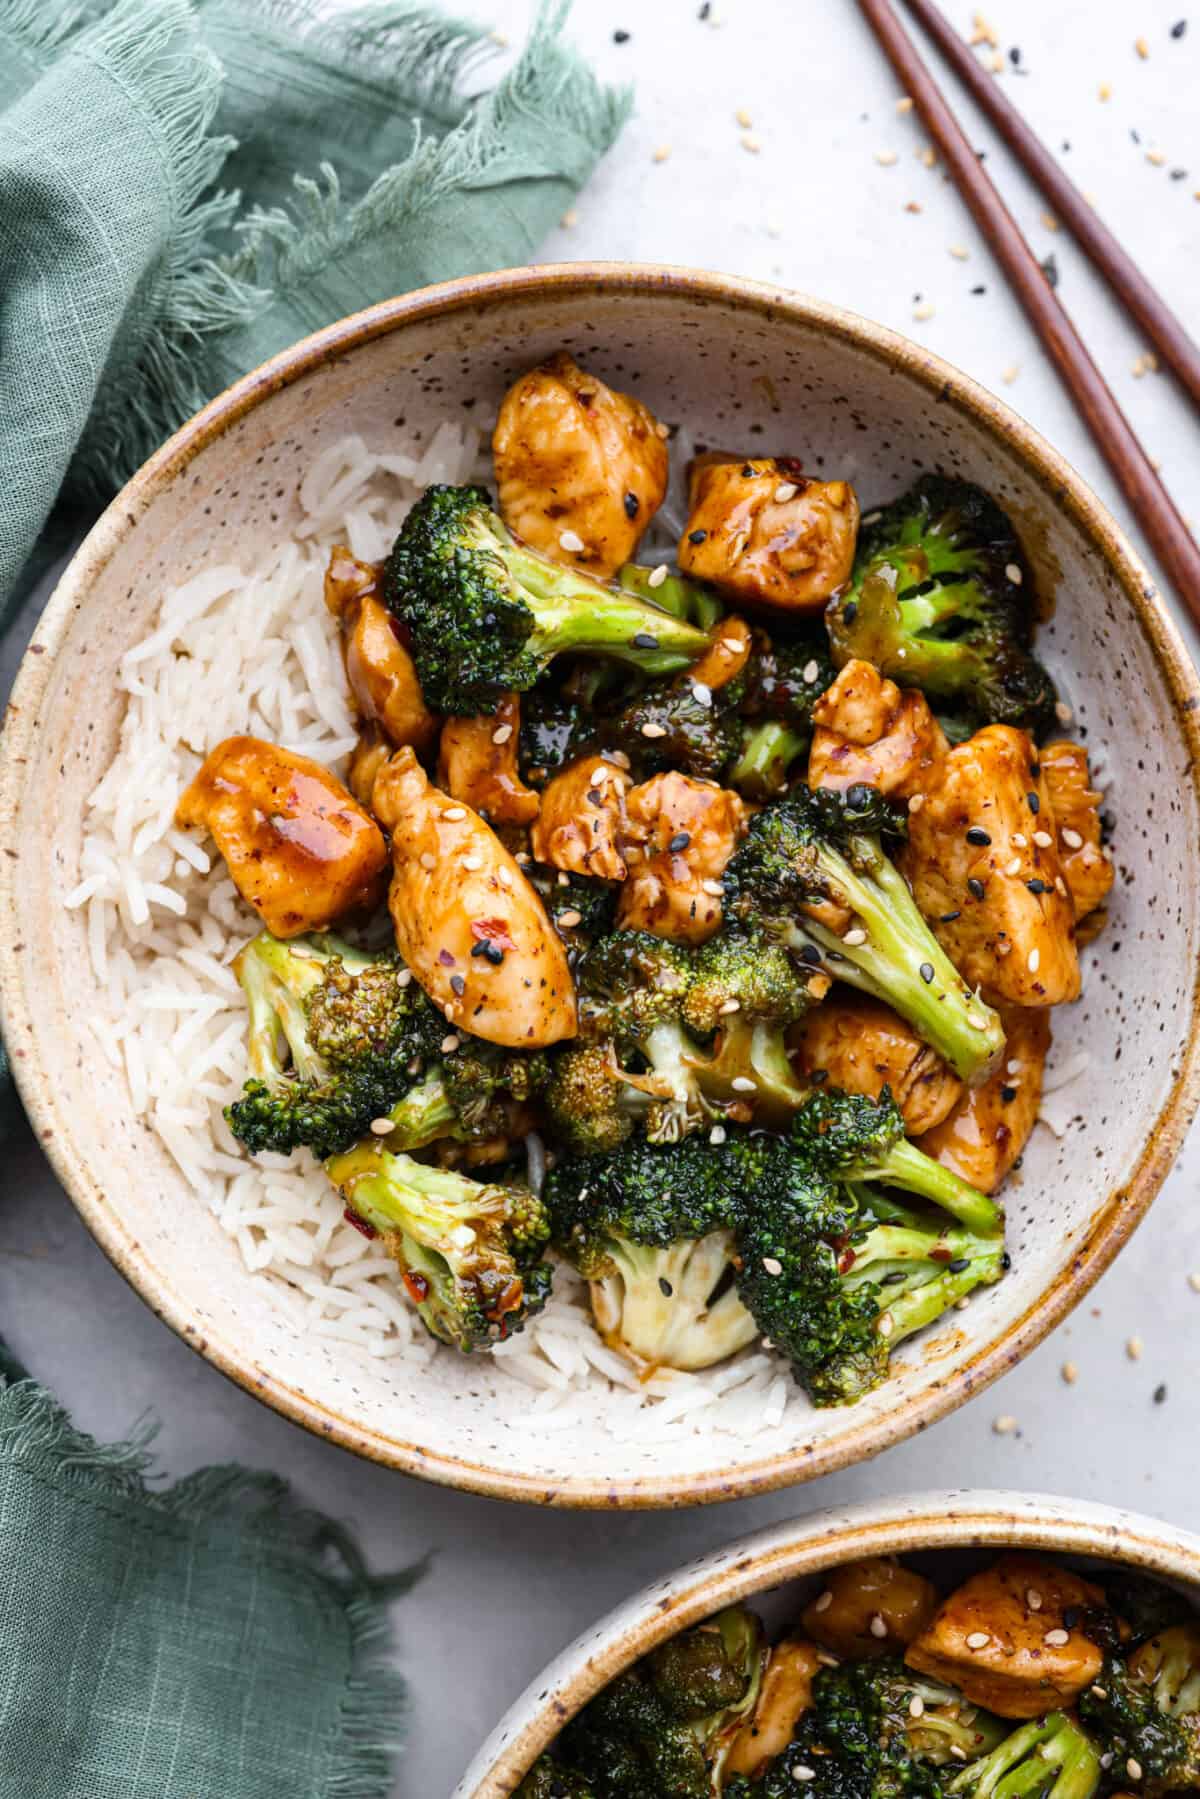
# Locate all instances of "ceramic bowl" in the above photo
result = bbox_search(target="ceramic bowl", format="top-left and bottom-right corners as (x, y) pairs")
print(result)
(3, 266), (1199, 1507)
(455, 1490), (1200, 1794)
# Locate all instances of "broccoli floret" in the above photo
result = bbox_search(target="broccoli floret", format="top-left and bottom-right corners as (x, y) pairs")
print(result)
(1097, 1576), (1196, 1646)
(586, 1230), (757, 1373)
(516, 1760), (598, 1799)
(384, 486), (712, 713)
(731, 632), (837, 798)
(617, 669), (745, 782)
(519, 678), (605, 780)
(546, 1131), (752, 1252)
(945, 1713), (1101, 1799)
(723, 784), (1005, 1081)
(681, 926), (819, 1123)
(557, 1607), (764, 1798)
(325, 1142), (551, 1351)
(827, 475), (1058, 739)
(224, 932), (442, 1160)
(1079, 1626), (1200, 1794)
(791, 1089), (1003, 1237)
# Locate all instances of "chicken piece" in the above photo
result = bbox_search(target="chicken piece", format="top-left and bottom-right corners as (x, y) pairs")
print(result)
(371, 747), (575, 1048)
(809, 659), (948, 801)
(678, 455), (860, 613)
(791, 993), (963, 1135)
(437, 695), (541, 828)
(175, 736), (387, 938)
(618, 771), (747, 944)
(492, 351), (669, 579)
(905, 1554), (1109, 1719)
(916, 1005), (1050, 1192)
(802, 1557), (939, 1660)
(323, 545), (437, 752)
(685, 614), (755, 693)
(726, 1640), (821, 1779)
(529, 755), (633, 881)
(899, 724), (1079, 1006)
(346, 725), (391, 810)
(1040, 740), (1114, 925)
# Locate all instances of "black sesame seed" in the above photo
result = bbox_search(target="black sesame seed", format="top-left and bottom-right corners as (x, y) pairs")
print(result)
(698, 0), (711, 16)
(1027, 878), (1048, 894)
(967, 877), (986, 900)
(1040, 254), (1060, 291)
(843, 600), (859, 626)
(811, 1067), (829, 1084)
(799, 944), (823, 966)
(613, 27), (630, 42)
(484, 943), (505, 965)
(920, 961), (934, 984)
(1064, 1608), (1082, 1630)
(668, 831), (692, 852)
(471, 941), (490, 958)
(1171, 167), (1189, 180)
(881, 1269), (908, 1285)
(1009, 44), (1021, 62)
(742, 463), (756, 477)
(586, 788), (602, 805)
(624, 491), (640, 519)
(970, 284), (988, 295)
(1172, 18), (1187, 36)
(450, 974), (466, 995)
(966, 826), (991, 845)
(1001, 1085), (1018, 1103)
(659, 1276), (674, 1297)
(940, 909), (962, 922)
(632, 631), (660, 650)
(688, 528), (708, 544)
(1154, 1382), (1169, 1403)
(948, 1257), (970, 1273)
(1027, 791), (1040, 813)
(1001, 1250), (1013, 1271)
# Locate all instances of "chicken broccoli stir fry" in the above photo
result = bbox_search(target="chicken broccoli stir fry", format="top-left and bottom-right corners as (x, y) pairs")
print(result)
(176, 349), (1113, 1391)
(523, 1553), (1195, 1799)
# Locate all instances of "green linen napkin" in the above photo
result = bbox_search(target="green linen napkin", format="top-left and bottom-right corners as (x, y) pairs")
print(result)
(0, 1340), (420, 1797)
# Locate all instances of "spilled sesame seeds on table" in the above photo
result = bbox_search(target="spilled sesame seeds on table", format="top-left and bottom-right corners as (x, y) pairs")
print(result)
(1, 3), (1198, 1794)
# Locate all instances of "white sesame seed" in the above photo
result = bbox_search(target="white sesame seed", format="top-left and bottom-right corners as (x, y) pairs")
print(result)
(557, 909), (582, 929)
(1061, 1362), (1078, 1386)
(692, 682), (713, 708)
(908, 792), (925, 814)
(735, 107), (753, 127)
(1012, 831), (1028, 848)
(1002, 363), (1019, 384)
(774, 481), (799, 503)
(560, 208), (579, 229)
(913, 301), (936, 321)
(497, 866), (513, 888)
(461, 855), (484, 871)
(741, 132), (762, 153)
(558, 529), (585, 554)
(442, 806), (467, 821)
(1005, 856), (1022, 876)
(1007, 1058), (1022, 1074)
(702, 878), (725, 896)
(1128, 1759), (1145, 1782)
(1043, 1628), (1070, 1647)
(968, 1012), (989, 1030)
(1027, 948), (1040, 974)
(1055, 699), (1073, 725)
(966, 1631), (991, 1650)
(1005, 562), (1023, 584)
(1135, 35), (1150, 58)
(1189, 1273), (1200, 1293)
(791, 1767), (816, 1783)
(897, 95), (914, 112)
(396, 968), (413, 987)
(813, 1590), (834, 1613)
(1027, 1588), (1044, 1610)
(909, 1695), (926, 1718)
(843, 927), (868, 946)
(609, 749), (631, 769)
(1091, 1687), (1109, 1701)
(950, 1746), (969, 1762)
(647, 563), (668, 589)
(722, 636), (744, 652)
(1033, 829), (1053, 848)
(719, 998), (741, 1014)
(1061, 827), (1084, 850)
(762, 1256), (783, 1275)
(876, 148), (899, 166)
(803, 659), (820, 684)
(732, 1076), (757, 1093)
(369, 1117), (393, 1135)
(420, 852), (436, 870)
(816, 1650), (840, 1667)
(557, 870), (570, 886)
(993, 1413), (1017, 1435)
(1127, 1334), (1144, 1360)
(1101, 1755), (1115, 1771)
(869, 1614), (888, 1639)
(641, 721), (667, 738)
(491, 722), (514, 746)
(450, 1223), (476, 1249)
(709, 1125), (727, 1145)
(878, 1312), (895, 1338)
(652, 144), (672, 163)
(949, 244), (970, 260)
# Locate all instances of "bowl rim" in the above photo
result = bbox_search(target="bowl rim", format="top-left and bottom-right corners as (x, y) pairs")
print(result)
(3, 261), (1200, 1508)
(454, 1489), (1200, 1796)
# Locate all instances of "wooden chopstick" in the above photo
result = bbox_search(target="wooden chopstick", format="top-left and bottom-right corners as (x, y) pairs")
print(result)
(855, 0), (1200, 626)
(900, 0), (1200, 416)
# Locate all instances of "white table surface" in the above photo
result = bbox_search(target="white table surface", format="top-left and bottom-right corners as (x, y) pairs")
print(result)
(3, 2), (1199, 1792)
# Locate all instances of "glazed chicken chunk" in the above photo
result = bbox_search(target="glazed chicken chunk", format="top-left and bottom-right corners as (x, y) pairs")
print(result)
(530, 754), (633, 881)
(1040, 739), (1114, 925)
(916, 1004), (1050, 1193)
(678, 455), (860, 613)
(791, 993), (964, 1136)
(175, 735), (387, 938)
(437, 694), (541, 827)
(618, 771), (747, 944)
(801, 1556), (940, 1661)
(905, 1553), (1109, 1718)
(727, 1640), (821, 1779)
(323, 545), (437, 751)
(370, 747), (575, 1048)
(808, 658), (948, 800)
(900, 724), (1080, 1006)
(492, 350), (669, 579)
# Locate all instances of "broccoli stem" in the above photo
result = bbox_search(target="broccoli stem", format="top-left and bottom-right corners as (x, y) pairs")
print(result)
(729, 720), (810, 798)
(784, 835), (1005, 1081)
(617, 561), (725, 630)
(506, 541), (711, 675)
(237, 934), (326, 1082)
(378, 1069), (462, 1151)
(949, 1715), (1101, 1799)
(332, 1143), (493, 1239)
(881, 1249), (1005, 1343)
(850, 1137), (1003, 1236)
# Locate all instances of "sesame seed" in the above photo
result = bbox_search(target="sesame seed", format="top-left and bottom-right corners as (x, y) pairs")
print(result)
(741, 132), (763, 153)
(709, 1124), (727, 1145)
(803, 658), (820, 683)
(913, 301), (936, 321)
(1099, 80), (1112, 100)
(1061, 1362), (1078, 1386)
(641, 721), (667, 738)
(993, 1413), (1017, 1434)
(461, 855), (483, 871)
(420, 852), (436, 870)
(920, 146), (937, 167)
(558, 529), (585, 554)
(652, 144), (672, 163)
(560, 208), (578, 229)
(1127, 1334), (1144, 1360)
(557, 909), (582, 929)
(443, 806), (467, 820)
(869, 1614), (889, 1639)
(842, 928), (868, 947)
(1060, 827), (1085, 851)
(491, 723), (513, 745)
(897, 95), (914, 111)
(1128, 1760), (1145, 1781)
(735, 106), (753, 127)
(1005, 562), (1023, 584)
(920, 961), (935, 984)
(702, 878), (725, 896)
(966, 1631), (991, 1650)
(968, 1012), (990, 1030)
(1091, 1686), (1109, 1700)
(719, 998), (741, 1014)
(449, 974), (465, 996)
(950, 1745), (969, 1762)
(1002, 363), (1019, 384)
(1041, 211), (1060, 232)
(878, 1312), (895, 1338)
(762, 1256), (783, 1274)
(647, 563), (668, 588)
(369, 1117), (393, 1135)
(692, 681), (713, 708)
(1043, 1628), (1070, 1646)
(1135, 34), (1149, 57)
(1027, 1588), (1044, 1609)
(1026, 947), (1040, 974)
(1006, 856), (1022, 876)
(1033, 830), (1053, 848)
(774, 481), (799, 502)
(732, 1076), (758, 1092)
(813, 1590), (833, 1613)
(1147, 147), (1167, 166)
(966, 826), (992, 845)
(949, 244), (970, 260)
(792, 1767), (816, 1783)
(497, 866), (513, 887)
(1189, 1272), (1200, 1293)
(396, 968), (413, 987)
(722, 636), (744, 652)
(633, 632), (661, 650)
(908, 793), (925, 814)
(440, 1034), (460, 1053)
(909, 1695), (925, 1718)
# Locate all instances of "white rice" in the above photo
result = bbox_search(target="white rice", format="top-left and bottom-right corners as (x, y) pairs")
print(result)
(69, 425), (815, 1444)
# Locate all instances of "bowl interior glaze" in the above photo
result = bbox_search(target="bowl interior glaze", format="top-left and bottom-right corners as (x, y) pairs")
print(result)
(3, 267), (1199, 1506)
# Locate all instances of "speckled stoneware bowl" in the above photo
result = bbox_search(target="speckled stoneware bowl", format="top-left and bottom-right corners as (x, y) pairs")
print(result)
(455, 1490), (1200, 1795)
(3, 266), (1199, 1506)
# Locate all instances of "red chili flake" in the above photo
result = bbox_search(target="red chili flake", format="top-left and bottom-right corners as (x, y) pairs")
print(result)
(343, 1207), (377, 1239)
(491, 1278), (525, 1318)
(470, 916), (516, 952)
(388, 613), (414, 649)
(929, 1243), (954, 1264)
(837, 1244), (857, 1275)
(402, 1270), (430, 1305)
(438, 948), (456, 966)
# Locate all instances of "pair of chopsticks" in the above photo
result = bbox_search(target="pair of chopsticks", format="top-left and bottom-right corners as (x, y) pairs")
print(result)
(856, 0), (1200, 625)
